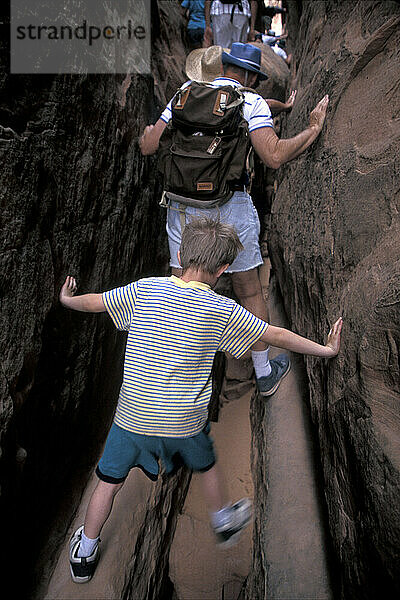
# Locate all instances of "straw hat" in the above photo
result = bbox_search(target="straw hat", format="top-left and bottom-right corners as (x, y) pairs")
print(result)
(185, 46), (225, 82)
(185, 43), (269, 83)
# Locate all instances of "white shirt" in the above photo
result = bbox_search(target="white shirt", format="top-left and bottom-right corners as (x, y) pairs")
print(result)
(160, 76), (274, 133)
(210, 0), (251, 18)
(272, 45), (287, 60)
(262, 34), (277, 46)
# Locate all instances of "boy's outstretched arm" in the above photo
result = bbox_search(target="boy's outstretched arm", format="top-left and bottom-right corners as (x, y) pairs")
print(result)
(60, 276), (106, 313)
(260, 317), (343, 358)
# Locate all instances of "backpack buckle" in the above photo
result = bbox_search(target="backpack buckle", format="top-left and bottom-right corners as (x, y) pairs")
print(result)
(219, 92), (228, 111)
(159, 190), (170, 208)
(213, 90), (229, 116)
(206, 136), (221, 154)
(174, 87), (190, 110)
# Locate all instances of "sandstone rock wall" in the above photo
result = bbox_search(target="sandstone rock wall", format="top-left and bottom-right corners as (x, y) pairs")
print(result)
(262, 1), (400, 597)
(246, 275), (336, 600)
(0, 1), (187, 597)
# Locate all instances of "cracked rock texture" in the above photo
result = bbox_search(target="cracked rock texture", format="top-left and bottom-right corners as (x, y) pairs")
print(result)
(0, 1), (187, 598)
(249, 1), (400, 598)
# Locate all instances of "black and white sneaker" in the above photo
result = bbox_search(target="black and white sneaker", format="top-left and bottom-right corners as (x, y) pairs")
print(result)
(69, 525), (100, 584)
(214, 498), (252, 548)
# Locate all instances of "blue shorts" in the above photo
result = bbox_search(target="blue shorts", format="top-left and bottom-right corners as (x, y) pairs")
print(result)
(96, 423), (216, 483)
(166, 192), (263, 273)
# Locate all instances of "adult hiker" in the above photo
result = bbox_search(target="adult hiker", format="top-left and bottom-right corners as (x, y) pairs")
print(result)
(139, 42), (329, 397)
(204, 0), (259, 49)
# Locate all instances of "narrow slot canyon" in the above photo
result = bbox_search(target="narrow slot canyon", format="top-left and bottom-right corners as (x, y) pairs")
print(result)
(1, 2), (399, 600)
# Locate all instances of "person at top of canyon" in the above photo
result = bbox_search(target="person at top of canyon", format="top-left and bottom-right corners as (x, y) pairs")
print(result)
(60, 217), (342, 584)
(139, 43), (329, 400)
(260, 3), (287, 37)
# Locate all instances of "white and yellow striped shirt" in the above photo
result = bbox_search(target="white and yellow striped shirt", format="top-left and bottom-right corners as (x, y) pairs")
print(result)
(103, 275), (268, 438)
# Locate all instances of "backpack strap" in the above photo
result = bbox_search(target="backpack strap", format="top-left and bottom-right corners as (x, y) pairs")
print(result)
(160, 191), (187, 233)
(225, 88), (245, 111)
(173, 82), (245, 119)
(237, 86), (259, 94)
(173, 82), (193, 110)
(229, 0), (243, 23)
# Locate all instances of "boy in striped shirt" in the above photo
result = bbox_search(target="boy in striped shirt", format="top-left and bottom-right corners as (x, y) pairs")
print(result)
(60, 218), (342, 583)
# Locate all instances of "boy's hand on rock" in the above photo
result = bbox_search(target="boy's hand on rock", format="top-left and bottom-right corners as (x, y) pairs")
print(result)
(60, 276), (77, 303)
(309, 95), (329, 132)
(325, 317), (343, 357)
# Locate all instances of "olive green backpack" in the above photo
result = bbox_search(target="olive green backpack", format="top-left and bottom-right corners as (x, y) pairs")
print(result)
(158, 81), (250, 208)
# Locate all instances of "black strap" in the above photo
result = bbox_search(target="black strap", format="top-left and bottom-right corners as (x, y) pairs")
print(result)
(165, 190), (233, 209)
(230, 0), (244, 23)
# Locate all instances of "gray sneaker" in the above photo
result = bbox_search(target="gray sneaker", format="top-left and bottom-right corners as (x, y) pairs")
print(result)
(256, 353), (291, 396)
(213, 498), (252, 548)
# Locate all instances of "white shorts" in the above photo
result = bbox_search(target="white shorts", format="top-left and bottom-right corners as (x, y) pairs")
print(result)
(212, 13), (249, 48)
(166, 192), (263, 273)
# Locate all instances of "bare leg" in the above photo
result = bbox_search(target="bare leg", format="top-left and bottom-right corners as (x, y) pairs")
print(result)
(83, 479), (124, 539)
(199, 463), (229, 513)
(231, 267), (268, 351)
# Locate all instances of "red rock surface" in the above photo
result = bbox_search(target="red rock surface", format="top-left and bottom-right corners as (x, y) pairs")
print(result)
(259, 1), (400, 597)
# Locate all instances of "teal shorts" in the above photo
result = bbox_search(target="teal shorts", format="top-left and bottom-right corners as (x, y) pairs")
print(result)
(96, 423), (216, 483)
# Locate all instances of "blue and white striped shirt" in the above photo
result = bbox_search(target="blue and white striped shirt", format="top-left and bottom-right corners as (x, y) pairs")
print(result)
(160, 76), (274, 132)
(103, 276), (268, 437)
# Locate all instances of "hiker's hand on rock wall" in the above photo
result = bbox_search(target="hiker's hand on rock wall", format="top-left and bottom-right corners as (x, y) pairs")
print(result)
(60, 276), (77, 303)
(325, 317), (343, 357)
(285, 90), (297, 111)
(309, 95), (329, 132)
(140, 125), (154, 148)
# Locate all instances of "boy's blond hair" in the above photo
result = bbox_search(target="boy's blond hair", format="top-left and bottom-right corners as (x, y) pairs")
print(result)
(180, 218), (243, 274)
